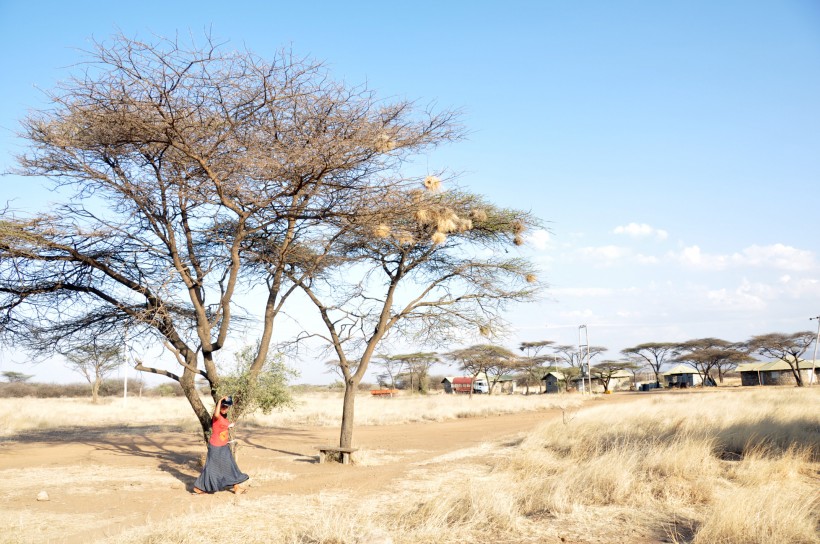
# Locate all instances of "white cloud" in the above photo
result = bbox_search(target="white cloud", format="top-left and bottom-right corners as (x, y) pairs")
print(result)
(552, 287), (614, 297)
(613, 222), (668, 240)
(706, 281), (770, 311)
(574, 245), (660, 267)
(735, 244), (815, 271)
(576, 245), (630, 266)
(525, 229), (551, 250)
(672, 244), (816, 272)
(636, 254), (659, 265)
(559, 309), (597, 321)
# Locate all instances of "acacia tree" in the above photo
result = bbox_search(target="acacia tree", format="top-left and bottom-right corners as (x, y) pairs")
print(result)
(673, 338), (751, 386)
(286, 184), (540, 448)
(746, 331), (816, 387)
(552, 344), (606, 368)
(447, 344), (520, 398)
(621, 342), (678, 386)
(63, 341), (121, 403)
(590, 360), (639, 393)
(0, 371), (33, 383)
(518, 340), (554, 394)
(371, 354), (404, 389)
(389, 352), (440, 393)
(482, 346), (519, 395)
(0, 33), (457, 442)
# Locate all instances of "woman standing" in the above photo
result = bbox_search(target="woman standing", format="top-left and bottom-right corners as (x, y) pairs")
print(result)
(192, 396), (249, 495)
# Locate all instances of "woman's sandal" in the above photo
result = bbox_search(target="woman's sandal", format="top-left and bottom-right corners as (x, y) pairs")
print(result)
(231, 485), (246, 495)
(191, 487), (206, 495)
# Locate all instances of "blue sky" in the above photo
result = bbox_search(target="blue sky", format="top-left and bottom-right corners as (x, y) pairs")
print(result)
(1, 1), (819, 384)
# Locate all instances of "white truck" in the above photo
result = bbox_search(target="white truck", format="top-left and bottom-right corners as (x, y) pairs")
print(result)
(472, 378), (489, 394)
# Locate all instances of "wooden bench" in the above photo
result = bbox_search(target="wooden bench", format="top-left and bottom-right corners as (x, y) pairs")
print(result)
(317, 445), (358, 465)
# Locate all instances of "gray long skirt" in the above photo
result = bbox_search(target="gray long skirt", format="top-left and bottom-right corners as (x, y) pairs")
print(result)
(194, 443), (249, 492)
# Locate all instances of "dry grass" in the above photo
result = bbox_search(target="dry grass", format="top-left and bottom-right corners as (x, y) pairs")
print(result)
(248, 391), (583, 428)
(1, 391), (581, 438)
(4, 388), (818, 543)
(0, 397), (199, 437)
(87, 388), (820, 544)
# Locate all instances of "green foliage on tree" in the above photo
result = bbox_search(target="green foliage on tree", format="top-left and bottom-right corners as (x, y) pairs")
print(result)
(216, 342), (297, 421)
(1, 371), (33, 383)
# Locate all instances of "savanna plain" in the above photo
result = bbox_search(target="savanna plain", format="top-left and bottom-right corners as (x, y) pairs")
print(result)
(0, 387), (817, 544)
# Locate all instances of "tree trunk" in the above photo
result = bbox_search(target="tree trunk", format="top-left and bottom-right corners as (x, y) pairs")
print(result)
(339, 377), (359, 448)
(91, 380), (100, 404)
(179, 365), (211, 443)
(791, 367), (804, 387)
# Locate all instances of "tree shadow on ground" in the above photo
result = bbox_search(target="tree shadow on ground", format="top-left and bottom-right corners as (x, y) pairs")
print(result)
(2, 424), (200, 486)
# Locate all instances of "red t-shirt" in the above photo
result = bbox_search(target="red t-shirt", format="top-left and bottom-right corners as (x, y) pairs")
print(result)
(209, 414), (231, 447)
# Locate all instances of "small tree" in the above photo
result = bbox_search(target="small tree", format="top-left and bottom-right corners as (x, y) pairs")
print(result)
(386, 352), (440, 394)
(372, 354), (404, 389)
(483, 347), (519, 394)
(1, 371), (33, 383)
(673, 338), (751, 386)
(447, 345), (515, 398)
(518, 340), (554, 394)
(63, 341), (121, 403)
(216, 342), (297, 423)
(746, 331), (816, 387)
(552, 344), (607, 369)
(621, 342), (678, 386)
(590, 360), (640, 393)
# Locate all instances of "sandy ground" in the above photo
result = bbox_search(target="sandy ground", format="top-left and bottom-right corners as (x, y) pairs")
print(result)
(0, 402), (584, 543)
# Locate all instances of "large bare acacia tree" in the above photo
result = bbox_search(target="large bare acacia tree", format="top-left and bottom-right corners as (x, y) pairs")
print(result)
(0, 33), (458, 441)
(285, 187), (541, 448)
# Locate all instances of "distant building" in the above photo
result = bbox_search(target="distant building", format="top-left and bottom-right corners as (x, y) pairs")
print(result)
(541, 371), (566, 394)
(662, 365), (709, 388)
(736, 359), (819, 386)
(570, 369), (632, 393)
(490, 375), (517, 394)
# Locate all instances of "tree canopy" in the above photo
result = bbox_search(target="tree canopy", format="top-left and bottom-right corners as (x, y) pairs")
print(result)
(0, 33), (462, 439)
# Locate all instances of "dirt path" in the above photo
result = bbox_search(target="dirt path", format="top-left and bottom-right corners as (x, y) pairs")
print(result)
(0, 398), (634, 543)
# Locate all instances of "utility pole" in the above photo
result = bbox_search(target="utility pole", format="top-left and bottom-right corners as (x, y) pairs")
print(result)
(810, 316), (820, 386)
(579, 325), (591, 394)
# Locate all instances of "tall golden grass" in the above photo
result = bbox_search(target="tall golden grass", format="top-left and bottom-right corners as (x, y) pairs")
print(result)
(91, 388), (819, 544)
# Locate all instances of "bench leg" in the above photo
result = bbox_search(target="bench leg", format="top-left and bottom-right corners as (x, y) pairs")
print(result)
(318, 451), (325, 464)
(341, 451), (350, 465)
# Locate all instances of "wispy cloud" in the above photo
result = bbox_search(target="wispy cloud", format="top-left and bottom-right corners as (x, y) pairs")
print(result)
(552, 287), (615, 297)
(552, 286), (641, 298)
(706, 280), (771, 310)
(672, 244), (816, 272)
(613, 222), (668, 240)
(573, 245), (659, 267)
(525, 229), (552, 250)
(576, 245), (630, 265)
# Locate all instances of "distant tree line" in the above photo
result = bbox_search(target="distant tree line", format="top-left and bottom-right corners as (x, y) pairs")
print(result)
(358, 329), (817, 394)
